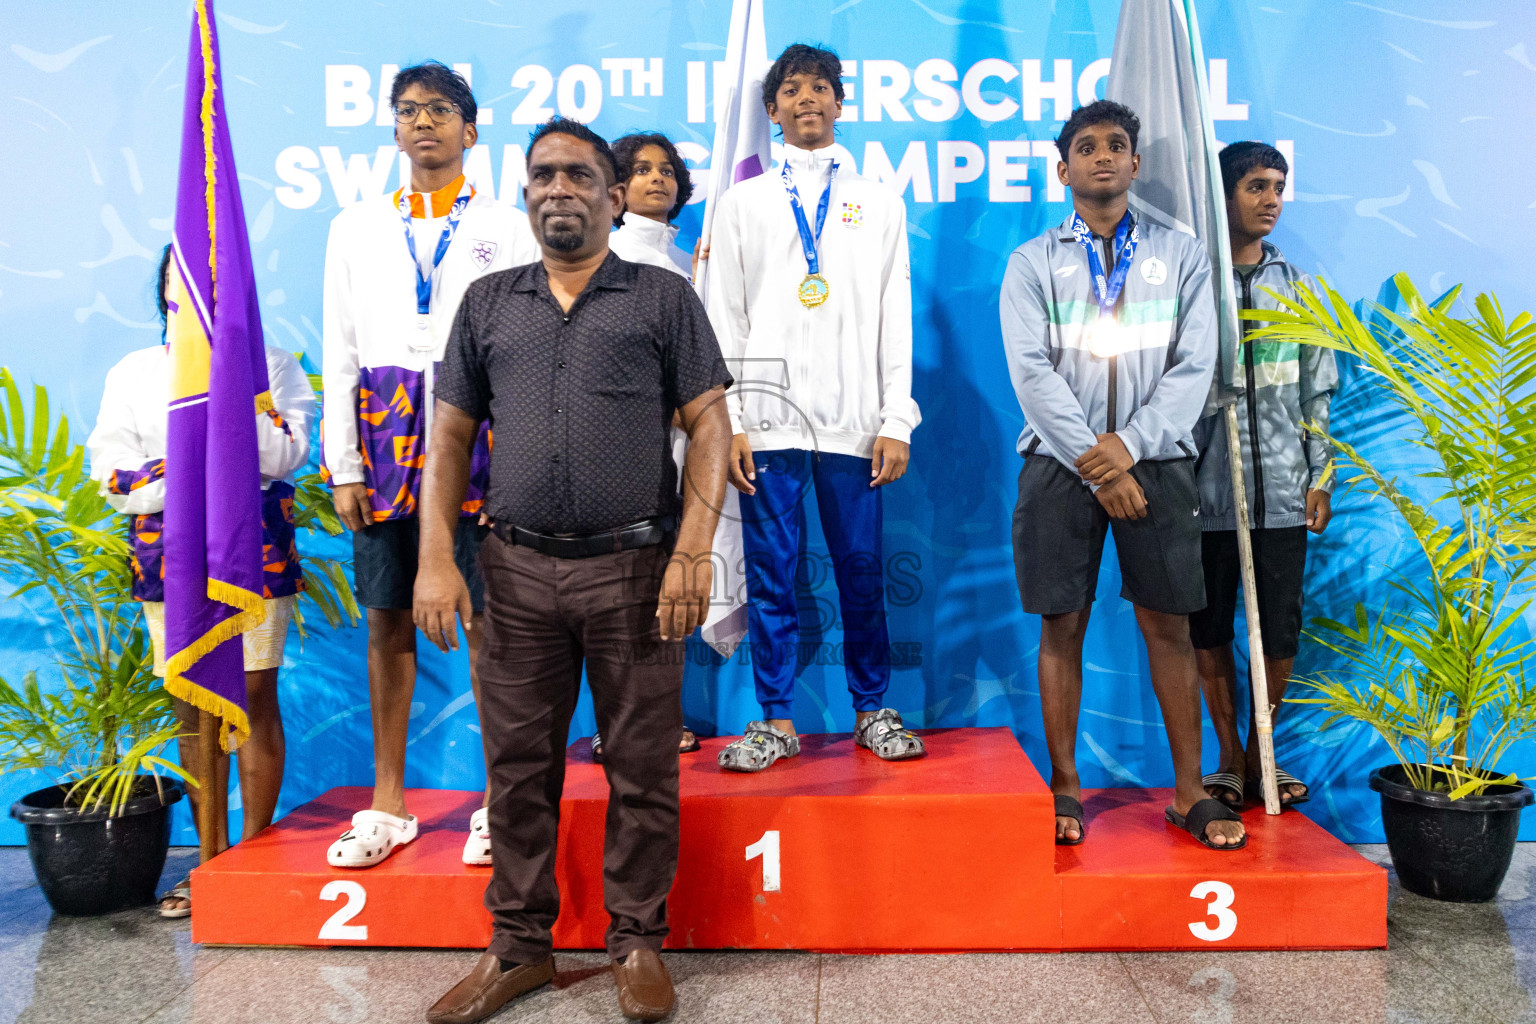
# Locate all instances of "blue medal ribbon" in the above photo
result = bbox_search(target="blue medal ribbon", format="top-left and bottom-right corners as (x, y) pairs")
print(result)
(399, 182), (473, 317)
(1070, 209), (1139, 334)
(783, 159), (839, 277)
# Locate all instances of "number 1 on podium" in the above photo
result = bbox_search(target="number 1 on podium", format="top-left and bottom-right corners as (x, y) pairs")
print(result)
(745, 830), (781, 892)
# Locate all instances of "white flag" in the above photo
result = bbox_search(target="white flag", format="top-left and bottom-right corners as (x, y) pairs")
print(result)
(694, 0), (771, 658)
(694, 0), (771, 301)
(1106, 0), (1242, 410)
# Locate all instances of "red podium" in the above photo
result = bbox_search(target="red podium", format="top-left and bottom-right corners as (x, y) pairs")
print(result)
(190, 728), (1385, 951)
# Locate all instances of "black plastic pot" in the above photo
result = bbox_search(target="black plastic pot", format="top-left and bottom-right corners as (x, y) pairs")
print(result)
(1371, 764), (1532, 903)
(9, 778), (184, 916)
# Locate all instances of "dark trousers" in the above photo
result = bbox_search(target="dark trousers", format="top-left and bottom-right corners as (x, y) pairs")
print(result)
(476, 534), (684, 963)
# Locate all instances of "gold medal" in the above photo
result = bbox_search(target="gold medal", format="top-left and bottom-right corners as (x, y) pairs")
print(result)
(798, 273), (830, 309)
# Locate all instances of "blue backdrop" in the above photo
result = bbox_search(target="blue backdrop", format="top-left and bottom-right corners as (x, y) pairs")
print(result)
(1, 0), (1532, 845)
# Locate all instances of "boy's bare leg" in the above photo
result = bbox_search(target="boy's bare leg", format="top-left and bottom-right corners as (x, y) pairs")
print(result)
(1139, 607), (1244, 847)
(367, 608), (418, 818)
(1039, 607), (1093, 842)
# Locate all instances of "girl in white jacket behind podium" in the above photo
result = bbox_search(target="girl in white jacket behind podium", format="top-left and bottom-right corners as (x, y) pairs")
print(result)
(595, 131), (705, 763)
(607, 132), (697, 280)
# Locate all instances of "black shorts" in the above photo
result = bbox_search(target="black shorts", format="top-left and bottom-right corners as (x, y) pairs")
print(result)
(1012, 456), (1205, 616)
(1188, 527), (1308, 659)
(352, 518), (489, 612)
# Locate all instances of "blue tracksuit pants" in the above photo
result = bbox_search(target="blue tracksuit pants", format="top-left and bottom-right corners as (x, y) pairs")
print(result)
(737, 449), (891, 719)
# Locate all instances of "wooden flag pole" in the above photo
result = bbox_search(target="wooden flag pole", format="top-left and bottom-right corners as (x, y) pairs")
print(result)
(1224, 404), (1281, 815)
(195, 709), (227, 862)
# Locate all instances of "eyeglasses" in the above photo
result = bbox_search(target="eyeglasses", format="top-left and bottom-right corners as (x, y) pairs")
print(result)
(393, 101), (461, 125)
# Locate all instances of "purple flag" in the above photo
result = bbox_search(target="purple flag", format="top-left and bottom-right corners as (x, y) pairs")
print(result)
(162, 0), (272, 751)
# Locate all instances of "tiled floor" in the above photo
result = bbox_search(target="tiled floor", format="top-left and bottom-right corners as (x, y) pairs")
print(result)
(0, 844), (1531, 1024)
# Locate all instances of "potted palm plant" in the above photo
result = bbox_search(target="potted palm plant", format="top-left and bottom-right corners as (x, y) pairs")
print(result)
(0, 366), (357, 915)
(0, 368), (187, 915)
(1251, 274), (1536, 902)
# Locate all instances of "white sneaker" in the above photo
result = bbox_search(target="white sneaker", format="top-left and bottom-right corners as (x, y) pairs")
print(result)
(327, 810), (418, 868)
(462, 806), (492, 866)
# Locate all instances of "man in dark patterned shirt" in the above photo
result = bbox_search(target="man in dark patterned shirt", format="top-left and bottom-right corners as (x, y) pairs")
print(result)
(414, 117), (733, 1024)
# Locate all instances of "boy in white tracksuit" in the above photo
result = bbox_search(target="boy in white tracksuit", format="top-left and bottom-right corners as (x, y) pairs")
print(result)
(321, 61), (538, 868)
(708, 44), (924, 773)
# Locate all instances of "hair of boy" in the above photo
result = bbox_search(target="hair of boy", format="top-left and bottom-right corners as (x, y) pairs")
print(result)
(761, 43), (845, 110)
(155, 243), (172, 339)
(1218, 141), (1289, 198)
(389, 60), (478, 125)
(1054, 99), (1141, 161)
(611, 132), (695, 225)
(526, 116), (620, 187)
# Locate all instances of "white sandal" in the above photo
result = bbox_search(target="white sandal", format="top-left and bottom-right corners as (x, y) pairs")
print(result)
(157, 878), (192, 918)
(462, 807), (492, 866)
(327, 810), (418, 868)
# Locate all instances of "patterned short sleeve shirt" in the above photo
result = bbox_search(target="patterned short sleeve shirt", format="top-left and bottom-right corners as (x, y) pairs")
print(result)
(435, 252), (733, 534)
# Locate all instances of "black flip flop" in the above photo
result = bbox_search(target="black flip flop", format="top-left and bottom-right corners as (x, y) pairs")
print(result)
(1165, 798), (1248, 851)
(1201, 771), (1244, 809)
(596, 730), (702, 763)
(1246, 769), (1311, 808)
(1054, 794), (1087, 846)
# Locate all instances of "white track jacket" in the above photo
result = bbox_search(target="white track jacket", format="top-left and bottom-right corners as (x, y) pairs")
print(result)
(321, 177), (539, 520)
(705, 143), (920, 458)
(610, 215), (692, 278)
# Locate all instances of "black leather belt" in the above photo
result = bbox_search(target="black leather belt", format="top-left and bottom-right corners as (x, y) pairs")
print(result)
(489, 516), (676, 560)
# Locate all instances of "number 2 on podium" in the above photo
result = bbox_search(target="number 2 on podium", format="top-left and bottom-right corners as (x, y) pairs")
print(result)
(1188, 880), (1237, 942)
(319, 880), (368, 941)
(745, 830), (781, 892)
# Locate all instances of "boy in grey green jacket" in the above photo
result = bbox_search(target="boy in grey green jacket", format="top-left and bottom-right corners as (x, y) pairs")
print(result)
(1003, 101), (1247, 852)
(1189, 141), (1337, 810)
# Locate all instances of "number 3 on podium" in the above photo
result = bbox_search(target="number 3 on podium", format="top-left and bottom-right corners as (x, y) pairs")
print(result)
(745, 830), (781, 892)
(1188, 880), (1237, 942)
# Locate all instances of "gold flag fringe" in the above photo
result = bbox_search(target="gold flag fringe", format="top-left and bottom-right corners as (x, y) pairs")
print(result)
(162, 579), (266, 752)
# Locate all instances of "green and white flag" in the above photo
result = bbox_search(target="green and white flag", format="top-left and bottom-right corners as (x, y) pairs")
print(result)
(1106, 0), (1242, 410)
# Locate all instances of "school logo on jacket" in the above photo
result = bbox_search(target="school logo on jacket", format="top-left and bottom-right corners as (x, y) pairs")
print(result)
(840, 202), (863, 229)
(469, 239), (498, 270)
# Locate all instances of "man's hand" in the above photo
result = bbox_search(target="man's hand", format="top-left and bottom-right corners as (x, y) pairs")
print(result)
(1094, 472), (1148, 520)
(871, 437), (911, 487)
(332, 482), (373, 532)
(413, 562), (473, 653)
(657, 544), (713, 641)
(1076, 433), (1134, 487)
(728, 433), (757, 495)
(1306, 488), (1332, 534)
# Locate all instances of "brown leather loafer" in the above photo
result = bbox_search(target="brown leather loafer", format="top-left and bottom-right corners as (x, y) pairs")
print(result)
(612, 948), (674, 1021)
(426, 952), (554, 1024)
